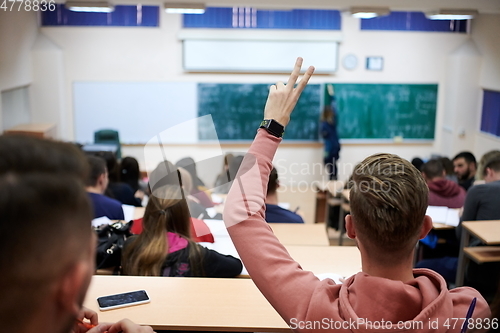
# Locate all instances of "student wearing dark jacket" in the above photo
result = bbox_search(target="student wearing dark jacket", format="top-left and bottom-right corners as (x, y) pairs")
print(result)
(86, 155), (125, 220)
(265, 167), (304, 223)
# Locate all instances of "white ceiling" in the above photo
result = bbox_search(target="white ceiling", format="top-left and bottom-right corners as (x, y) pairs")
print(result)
(116, 0), (500, 14)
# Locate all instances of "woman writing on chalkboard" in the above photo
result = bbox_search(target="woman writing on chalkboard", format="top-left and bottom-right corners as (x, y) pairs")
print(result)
(321, 85), (341, 180)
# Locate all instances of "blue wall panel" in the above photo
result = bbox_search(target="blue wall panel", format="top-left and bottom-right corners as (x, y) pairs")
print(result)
(361, 11), (467, 32)
(184, 7), (341, 30)
(481, 90), (500, 137)
(42, 4), (159, 26)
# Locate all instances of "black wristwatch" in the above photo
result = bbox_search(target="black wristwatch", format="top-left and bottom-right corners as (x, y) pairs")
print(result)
(259, 119), (285, 138)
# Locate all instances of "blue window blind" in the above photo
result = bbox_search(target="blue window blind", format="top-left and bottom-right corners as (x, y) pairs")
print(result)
(183, 7), (341, 30)
(361, 11), (467, 32)
(481, 90), (500, 137)
(41, 4), (159, 26)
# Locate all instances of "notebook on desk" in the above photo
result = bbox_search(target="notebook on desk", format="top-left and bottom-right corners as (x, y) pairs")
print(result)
(426, 206), (460, 227)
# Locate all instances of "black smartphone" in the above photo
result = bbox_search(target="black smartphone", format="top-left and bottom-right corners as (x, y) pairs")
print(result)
(97, 290), (150, 311)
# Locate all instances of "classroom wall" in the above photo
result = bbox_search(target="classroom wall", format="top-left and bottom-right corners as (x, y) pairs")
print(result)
(0, 10), (38, 130)
(3, 10), (499, 185)
(471, 14), (500, 160)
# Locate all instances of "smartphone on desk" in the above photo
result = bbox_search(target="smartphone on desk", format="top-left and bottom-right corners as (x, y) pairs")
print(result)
(97, 290), (150, 311)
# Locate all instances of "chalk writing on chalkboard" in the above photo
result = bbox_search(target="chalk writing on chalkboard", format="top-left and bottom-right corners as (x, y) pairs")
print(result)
(198, 83), (322, 141)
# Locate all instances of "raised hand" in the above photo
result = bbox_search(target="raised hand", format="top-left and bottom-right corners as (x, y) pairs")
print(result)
(263, 57), (315, 127)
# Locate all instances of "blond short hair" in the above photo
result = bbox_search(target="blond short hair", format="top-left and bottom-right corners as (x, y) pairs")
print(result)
(350, 153), (428, 258)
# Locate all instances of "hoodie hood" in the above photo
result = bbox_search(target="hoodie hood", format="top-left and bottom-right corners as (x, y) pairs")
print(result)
(331, 269), (487, 333)
(427, 179), (466, 208)
(428, 179), (462, 197)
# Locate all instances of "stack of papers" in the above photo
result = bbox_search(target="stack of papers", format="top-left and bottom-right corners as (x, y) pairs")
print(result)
(91, 216), (112, 228)
(122, 204), (135, 222)
(426, 206), (460, 227)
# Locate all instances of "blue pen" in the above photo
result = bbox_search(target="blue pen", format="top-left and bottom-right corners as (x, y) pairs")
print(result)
(460, 297), (477, 333)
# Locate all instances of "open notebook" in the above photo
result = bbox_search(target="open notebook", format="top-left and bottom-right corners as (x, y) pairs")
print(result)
(426, 206), (460, 227)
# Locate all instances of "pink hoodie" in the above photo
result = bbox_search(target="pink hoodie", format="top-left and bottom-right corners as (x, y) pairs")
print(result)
(224, 129), (490, 333)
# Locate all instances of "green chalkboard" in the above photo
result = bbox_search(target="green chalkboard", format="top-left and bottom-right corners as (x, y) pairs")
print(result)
(331, 84), (438, 140)
(198, 83), (321, 141)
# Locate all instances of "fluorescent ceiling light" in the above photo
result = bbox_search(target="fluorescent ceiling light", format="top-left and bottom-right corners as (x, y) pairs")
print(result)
(164, 2), (205, 14)
(65, 1), (114, 12)
(426, 9), (477, 20)
(349, 7), (390, 19)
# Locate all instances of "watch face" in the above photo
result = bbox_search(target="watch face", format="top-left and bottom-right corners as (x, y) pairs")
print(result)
(343, 54), (358, 70)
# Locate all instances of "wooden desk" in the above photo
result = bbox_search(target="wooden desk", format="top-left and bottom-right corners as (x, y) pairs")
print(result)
(456, 220), (500, 286)
(285, 245), (361, 278)
(201, 231), (357, 277)
(432, 223), (455, 230)
(84, 276), (289, 332)
(462, 221), (500, 244)
(270, 223), (329, 246)
(203, 220), (329, 247)
(4, 123), (56, 138)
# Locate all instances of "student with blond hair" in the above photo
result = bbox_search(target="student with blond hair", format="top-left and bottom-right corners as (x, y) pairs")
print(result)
(223, 58), (490, 332)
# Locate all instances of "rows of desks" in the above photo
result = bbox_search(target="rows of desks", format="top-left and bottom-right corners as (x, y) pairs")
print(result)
(91, 212), (362, 331)
(87, 244), (362, 331)
(456, 220), (500, 286)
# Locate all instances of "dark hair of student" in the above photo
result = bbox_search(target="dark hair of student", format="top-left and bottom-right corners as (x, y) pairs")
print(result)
(0, 135), (92, 332)
(176, 157), (205, 189)
(453, 151), (477, 166)
(422, 159), (445, 179)
(267, 167), (279, 196)
(120, 156), (141, 192)
(411, 157), (424, 171)
(86, 155), (107, 187)
(122, 181), (204, 276)
(95, 151), (119, 182)
(0, 134), (88, 180)
(439, 157), (454, 176)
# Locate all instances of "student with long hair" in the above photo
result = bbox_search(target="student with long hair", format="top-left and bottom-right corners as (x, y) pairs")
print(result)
(212, 153), (233, 193)
(122, 177), (242, 277)
(95, 152), (142, 207)
(120, 156), (144, 193)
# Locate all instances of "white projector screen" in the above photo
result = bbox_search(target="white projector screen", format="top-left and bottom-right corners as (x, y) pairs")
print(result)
(183, 39), (338, 73)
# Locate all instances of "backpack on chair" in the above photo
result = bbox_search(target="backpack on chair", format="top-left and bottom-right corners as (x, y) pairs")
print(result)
(95, 221), (133, 270)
